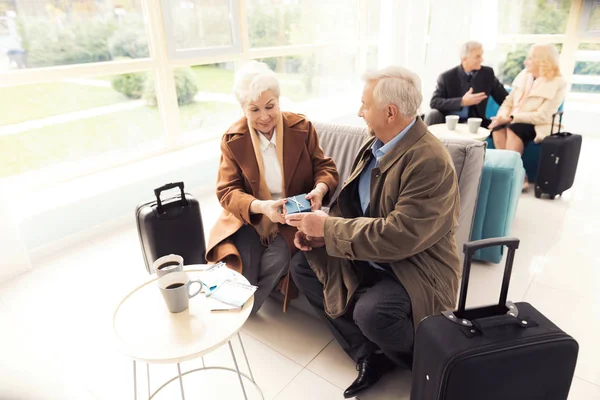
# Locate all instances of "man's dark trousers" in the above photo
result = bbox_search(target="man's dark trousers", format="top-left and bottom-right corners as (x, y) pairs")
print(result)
(290, 252), (414, 368)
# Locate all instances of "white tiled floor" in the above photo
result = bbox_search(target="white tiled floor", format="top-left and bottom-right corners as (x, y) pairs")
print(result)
(2, 137), (600, 399)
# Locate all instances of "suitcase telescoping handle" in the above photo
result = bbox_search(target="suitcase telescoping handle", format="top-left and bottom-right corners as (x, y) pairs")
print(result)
(458, 237), (520, 313)
(551, 111), (564, 136)
(443, 237), (520, 327)
(154, 182), (188, 214)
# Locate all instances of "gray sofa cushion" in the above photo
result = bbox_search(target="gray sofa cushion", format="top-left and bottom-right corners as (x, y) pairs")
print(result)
(314, 122), (370, 204)
(313, 121), (485, 257)
(437, 138), (487, 256)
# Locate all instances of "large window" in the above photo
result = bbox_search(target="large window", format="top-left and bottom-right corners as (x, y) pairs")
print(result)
(1, 0), (596, 188)
(0, 0), (157, 184)
(0, 0), (148, 71)
(0, 0), (376, 187)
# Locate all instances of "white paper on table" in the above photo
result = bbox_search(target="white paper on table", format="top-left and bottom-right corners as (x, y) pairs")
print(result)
(208, 280), (257, 308)
(198, 262), (236, 292)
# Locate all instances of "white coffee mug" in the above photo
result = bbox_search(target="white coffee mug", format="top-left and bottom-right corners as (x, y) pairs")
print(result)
(153, 254), (183, 278)
(157, 271), (203, 313)
(445, 115), (459, 130)
(468, 117), (482, 134)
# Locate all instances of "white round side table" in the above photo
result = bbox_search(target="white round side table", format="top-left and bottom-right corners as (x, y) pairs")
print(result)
(113, 265), (262, 400)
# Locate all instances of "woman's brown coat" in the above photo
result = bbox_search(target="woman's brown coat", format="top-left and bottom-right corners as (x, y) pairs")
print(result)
(206, 112), (339, 273)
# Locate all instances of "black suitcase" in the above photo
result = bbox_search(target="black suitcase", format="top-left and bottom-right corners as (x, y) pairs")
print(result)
(535, 112), (582, 199)
(136, 182), (206, 274)
(411, 237), (578, 400)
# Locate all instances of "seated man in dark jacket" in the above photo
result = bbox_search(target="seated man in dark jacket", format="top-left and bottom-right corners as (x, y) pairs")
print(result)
(425, 41), (508, 128)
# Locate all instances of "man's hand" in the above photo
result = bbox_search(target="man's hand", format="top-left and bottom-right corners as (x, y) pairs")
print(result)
(285, 210), (328, 237)
(461, 88), (487, 106)
(488, 115), (512, 130)
(293, 231), (326, 251)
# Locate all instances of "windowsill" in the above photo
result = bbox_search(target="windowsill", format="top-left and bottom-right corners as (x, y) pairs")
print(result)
(13, 138), (221, 223)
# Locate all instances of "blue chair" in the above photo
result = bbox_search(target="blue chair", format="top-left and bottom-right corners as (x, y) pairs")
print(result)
(484, 94), (564, 182)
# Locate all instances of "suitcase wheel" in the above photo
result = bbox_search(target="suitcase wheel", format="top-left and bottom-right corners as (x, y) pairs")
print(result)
(535, 187), (542, 199)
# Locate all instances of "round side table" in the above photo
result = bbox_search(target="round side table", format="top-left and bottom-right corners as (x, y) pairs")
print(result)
(429, 123), (490, 141)
(113, 265), (262, 400)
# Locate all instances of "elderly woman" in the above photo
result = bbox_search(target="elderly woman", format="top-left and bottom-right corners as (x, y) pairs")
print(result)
(489, 44), (567, 189)
(206, 61), (339, 314)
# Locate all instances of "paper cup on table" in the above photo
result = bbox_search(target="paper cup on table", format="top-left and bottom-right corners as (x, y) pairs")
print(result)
(467, 117), (482, 134)
(445, 115), (459, 130)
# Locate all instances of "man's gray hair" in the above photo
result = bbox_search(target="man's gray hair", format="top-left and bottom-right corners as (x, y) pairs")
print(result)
(362, 66), (422, 117)
(460, 41), (483, 59)
(233, 60), (281, 105)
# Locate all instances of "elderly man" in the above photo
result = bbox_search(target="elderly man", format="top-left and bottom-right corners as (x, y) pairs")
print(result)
(425, 41), (508, 128)
(286, 66), (461, 398)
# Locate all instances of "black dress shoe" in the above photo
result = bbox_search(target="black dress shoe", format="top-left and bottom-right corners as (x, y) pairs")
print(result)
(343, 354), (395, 398)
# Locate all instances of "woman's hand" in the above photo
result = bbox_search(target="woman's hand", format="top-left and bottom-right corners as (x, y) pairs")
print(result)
(489, 115), (512, 130)
(251, 199), (287, 224)
(306, 182), (329, 211)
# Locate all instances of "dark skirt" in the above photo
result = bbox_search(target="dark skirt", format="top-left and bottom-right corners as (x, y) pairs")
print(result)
(492, 122), (536, 145)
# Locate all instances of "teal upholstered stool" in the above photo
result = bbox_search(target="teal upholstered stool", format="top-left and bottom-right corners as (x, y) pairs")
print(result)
(470, 149), (525, 263)
(486, 137), (540, 183)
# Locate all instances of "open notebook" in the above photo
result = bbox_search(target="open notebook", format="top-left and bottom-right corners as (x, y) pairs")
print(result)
(207, 280), (257, 311)
(199, 263), (257, 311)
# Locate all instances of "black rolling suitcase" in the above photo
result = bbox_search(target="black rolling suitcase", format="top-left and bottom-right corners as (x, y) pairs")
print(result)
(535, 111), (582, 199)
(136, 182), (206, 274)
(411, 237), (578, 400)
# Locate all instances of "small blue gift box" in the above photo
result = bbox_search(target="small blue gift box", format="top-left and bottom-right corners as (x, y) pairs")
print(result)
(285, 194), (312, 214)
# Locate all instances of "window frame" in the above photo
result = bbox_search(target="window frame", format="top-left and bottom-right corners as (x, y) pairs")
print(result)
(160, 0), (243, 59)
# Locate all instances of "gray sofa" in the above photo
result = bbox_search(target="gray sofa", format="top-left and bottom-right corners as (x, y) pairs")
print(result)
(313, 121), (486, 259)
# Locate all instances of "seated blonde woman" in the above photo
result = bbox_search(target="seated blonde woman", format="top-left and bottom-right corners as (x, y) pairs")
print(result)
(489, 44), (567, 189)
(206, 61), (339, 314)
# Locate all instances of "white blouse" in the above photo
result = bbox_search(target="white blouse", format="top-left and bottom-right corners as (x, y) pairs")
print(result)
(258, 132), (283, 200)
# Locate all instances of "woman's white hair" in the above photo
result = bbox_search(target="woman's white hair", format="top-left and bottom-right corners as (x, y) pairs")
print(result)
(233, 60), (280, 105)
(362, 66), (422, 117)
